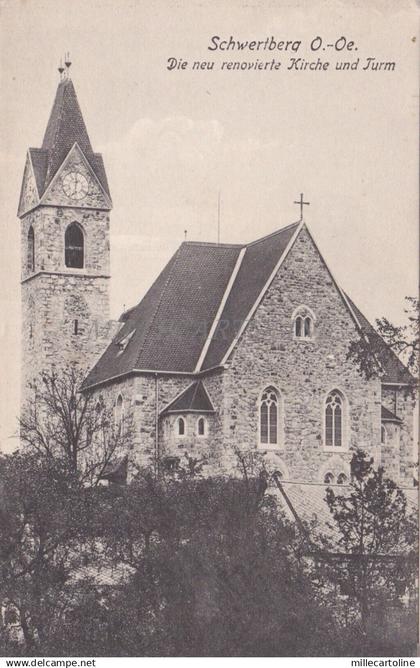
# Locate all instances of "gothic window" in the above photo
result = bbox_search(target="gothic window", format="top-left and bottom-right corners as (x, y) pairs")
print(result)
(115, 394), (124, 436)
(324, 472), (334, 484)
(292, 306), (315, 339)
(259, 386), (280, 446)
(337, 473), (348, 485)
(65, 222), (84, 269)
(176, 417), (186, 437)
(197, 416), (207, 437)
(27, 226), (35, 272)
(325, 390), (344, 447)
(381, 425), (386, 444)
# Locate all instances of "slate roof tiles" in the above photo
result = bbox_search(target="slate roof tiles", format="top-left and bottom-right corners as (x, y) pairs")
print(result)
(28, 78), (110, 198)
(84, 220), (412, 390)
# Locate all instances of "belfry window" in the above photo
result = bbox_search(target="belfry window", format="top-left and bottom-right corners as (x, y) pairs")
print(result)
(325, 390), (344, 447)
(27, 226), (35, 272)
(65, 223), (84, 269)
(259, 386), (280, 446)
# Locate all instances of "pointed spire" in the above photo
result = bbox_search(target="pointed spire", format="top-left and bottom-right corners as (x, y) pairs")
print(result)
(25, 61), (111, 200)
(42, 70), (93, 184)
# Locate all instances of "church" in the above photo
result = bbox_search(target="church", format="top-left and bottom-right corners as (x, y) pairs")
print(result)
(18, 67), (415, 490)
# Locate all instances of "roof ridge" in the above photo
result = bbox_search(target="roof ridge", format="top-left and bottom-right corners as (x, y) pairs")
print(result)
(182, 241), (244, 248)
(246, 220), (300, 247)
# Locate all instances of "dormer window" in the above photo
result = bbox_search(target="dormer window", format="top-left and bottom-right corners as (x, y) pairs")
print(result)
(292, 305), (315, 339)
(117, 329), (135, 354)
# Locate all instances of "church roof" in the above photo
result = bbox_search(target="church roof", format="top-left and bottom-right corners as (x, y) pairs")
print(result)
(345, 296), (414, 385)
(83, 221), (412, 390)
(83, 223), (299, 388)
(160, 381), (215, 415)
(29, 78), (110, 197)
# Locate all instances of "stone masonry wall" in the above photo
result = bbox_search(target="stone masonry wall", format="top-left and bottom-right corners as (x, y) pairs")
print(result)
(221, 225), (383, 482)
(382, 386), (415, 486)
(21, 205), (111, 407)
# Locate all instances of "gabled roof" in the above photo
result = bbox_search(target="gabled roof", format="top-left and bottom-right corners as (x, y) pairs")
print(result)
(161, 381), (215, 415)
(381, 405), (402, 423)
(202, 222), (300, 369)
(26, 78), (110, 199)
(83, 242), (243, 387)
(83, 220), (412, 390)
(345, 296), (414, 385)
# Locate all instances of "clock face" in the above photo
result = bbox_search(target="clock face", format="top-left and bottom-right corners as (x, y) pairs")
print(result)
(62, 171), (89, 200)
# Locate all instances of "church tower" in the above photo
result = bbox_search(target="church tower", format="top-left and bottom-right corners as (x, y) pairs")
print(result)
(19, 64), (112, 403)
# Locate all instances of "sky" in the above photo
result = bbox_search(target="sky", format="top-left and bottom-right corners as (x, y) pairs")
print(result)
(0, 0), (418, 450)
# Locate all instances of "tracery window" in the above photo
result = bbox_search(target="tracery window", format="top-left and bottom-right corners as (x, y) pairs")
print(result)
(292, 306), (315, 339)
(325, 390), (344, 447)
(259, 386), (280, 446)
(337, 472), (348, 485)
(324, 472), (334, 484)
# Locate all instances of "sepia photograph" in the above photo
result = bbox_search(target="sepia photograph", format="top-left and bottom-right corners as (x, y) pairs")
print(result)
(0, 0), (418, 659)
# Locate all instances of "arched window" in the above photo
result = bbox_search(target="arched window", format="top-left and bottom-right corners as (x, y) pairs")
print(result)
(337, 473), (348, 485)
(65, 223), (84, 268)
(176, 417), (186, 437)
(292, 306), (315, 339)
(27, 226), (35, 272)
(324, 472), (335, 484)
(197, 417), (206, 437)
(259, 386), (280, 446)
(381, 425), (386, 444)
(115, 394), (124, 436)
(325, 390), (344, 447)
(294, 316), (303, 338)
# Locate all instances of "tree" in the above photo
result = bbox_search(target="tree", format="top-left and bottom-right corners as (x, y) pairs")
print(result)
(19, 365), (132, 486)
(347, 296), (418, 389)
(0, 451), (88, 652)
(321, 450), (418, 638)
(95, 460), (340, 657)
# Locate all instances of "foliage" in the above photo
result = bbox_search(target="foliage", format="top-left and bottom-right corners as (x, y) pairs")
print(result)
(19, 365), (131, 486)
(347, 296), (418, 388)
(320, 450), (418, 632)
(0, 451), (95, 653)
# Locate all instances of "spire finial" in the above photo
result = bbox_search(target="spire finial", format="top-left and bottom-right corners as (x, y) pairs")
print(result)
(58, 57), (64, 80)
(184, 229), (188, 241)
(64, 52), (72, 79)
